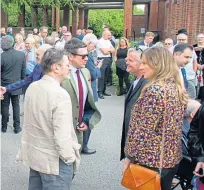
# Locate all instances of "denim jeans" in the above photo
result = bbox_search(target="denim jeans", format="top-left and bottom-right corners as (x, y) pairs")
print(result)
(28, 159), (73, 190)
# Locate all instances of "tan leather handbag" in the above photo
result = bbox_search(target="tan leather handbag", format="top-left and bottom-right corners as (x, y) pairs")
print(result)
(121, 164), (161, 190)
(121, 83), (167, 190)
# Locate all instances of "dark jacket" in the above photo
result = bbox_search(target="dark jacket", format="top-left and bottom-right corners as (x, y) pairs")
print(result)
(1, 48), (26, 95)
(188, 103), (204, 162)
(135, 40), (153, 48)
(120, 77), (148, 160)
(85, 53), (101, 102)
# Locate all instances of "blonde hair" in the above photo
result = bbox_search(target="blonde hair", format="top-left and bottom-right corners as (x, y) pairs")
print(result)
(1, 27), (6, 34)
(116, 37), (130, 52)
(145, 32), (155, 37)
(141, 47), (188, 104)
(33, 35), (41, 49)
(15, 33), (24, 44)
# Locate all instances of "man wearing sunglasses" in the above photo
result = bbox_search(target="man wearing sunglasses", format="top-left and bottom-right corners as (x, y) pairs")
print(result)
(62, 38), (101, 155)
(164, 38), (174, 50)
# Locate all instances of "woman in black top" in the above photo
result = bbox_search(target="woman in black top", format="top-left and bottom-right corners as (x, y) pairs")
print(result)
(115, 37), (130, 96)
(193, 33), (204, 103)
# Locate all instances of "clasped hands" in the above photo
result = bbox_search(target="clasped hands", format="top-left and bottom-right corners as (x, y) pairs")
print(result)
(77, 122), (88, 132)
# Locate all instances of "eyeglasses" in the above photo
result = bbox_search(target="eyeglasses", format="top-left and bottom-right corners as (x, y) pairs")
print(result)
(177, 39), (187, 41)
(72, 53), (88, 59)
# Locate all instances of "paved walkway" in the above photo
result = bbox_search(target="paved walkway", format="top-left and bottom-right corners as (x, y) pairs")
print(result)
(1, 87), (181, 190)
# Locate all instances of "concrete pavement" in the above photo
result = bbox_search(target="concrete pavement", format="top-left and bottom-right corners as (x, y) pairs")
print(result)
(1, 87), (182, 190)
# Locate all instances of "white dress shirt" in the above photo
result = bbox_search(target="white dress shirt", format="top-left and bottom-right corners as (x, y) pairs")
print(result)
(133, 77), (141, 89)
(70, 65), (88, 110)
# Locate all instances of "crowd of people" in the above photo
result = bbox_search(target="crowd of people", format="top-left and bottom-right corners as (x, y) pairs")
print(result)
(0, 24), (204, 190)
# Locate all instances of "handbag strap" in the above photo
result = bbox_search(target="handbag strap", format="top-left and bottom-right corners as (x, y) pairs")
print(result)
(159, 82), (167, 174)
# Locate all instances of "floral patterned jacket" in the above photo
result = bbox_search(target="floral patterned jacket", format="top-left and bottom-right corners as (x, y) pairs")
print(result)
(125, 79), (186, 168)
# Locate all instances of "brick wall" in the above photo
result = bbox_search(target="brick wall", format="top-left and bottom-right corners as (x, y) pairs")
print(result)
(164, 0), (204, 44)
(131, 5), (148, 39)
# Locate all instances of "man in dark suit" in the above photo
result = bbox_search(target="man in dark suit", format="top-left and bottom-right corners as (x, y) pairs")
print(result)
(135, 31), (155, 49)
(120, 48), (148, 160)
(1, 35), (26, 133)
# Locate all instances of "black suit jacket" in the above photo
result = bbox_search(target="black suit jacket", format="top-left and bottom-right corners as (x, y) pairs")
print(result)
(188, 103), (204, 162)
(135, 40), (153, 48)
(1, 48), (26, 95)
(120, 77), (148, 160)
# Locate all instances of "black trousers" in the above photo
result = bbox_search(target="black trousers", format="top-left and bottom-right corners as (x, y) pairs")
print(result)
(1, 92), (20, 130)
(118, 72), (130, 92)
(199, 86), (204, 103)
(144, 164), (179, 190)
(98, 57), (112, 93)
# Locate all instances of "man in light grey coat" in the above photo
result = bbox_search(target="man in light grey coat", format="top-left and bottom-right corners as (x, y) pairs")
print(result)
(16, 48), (80, 190)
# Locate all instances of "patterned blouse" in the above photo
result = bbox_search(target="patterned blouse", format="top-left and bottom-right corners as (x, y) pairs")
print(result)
(125, 78), (186, 168)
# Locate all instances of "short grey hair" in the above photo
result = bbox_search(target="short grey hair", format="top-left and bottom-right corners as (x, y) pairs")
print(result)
(128, 48), (142, 59)
(185, 99), (201, 117)
(39, 26), (48, 32)
(41, 48), (66, 74)
(1, 35), (14, 50)
(45, 36), (55, 46)
(64, 38), (86, 54)
(82, 33), (98, 46)
(7, 27), (12, 33)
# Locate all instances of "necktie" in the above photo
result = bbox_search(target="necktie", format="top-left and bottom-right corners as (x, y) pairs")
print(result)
(181, 68), (188, 89)
(76, 69), (84, 123)
(25, 52), (29, 63)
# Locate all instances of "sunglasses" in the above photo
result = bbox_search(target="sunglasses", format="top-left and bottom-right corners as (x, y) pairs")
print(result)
(165, 43), (172, 45)
(72, 53), (88, 59)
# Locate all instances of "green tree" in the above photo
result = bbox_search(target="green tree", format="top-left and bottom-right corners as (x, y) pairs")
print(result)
(89, 9), (124, 38)
(88, 6), (145, 38)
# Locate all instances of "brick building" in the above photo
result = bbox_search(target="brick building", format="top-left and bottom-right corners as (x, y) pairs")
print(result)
(1, 0), (203, 44)
(131, 0), (204, 44)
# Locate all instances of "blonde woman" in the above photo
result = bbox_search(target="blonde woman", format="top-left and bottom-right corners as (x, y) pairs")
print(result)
(123, 47), (188, 190)
(114, 37), (130, 95)
(33, 35), (41, 50)
(14, 33), (25, 51)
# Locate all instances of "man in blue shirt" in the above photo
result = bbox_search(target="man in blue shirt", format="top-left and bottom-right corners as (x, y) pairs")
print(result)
(0, 44), (52, 95)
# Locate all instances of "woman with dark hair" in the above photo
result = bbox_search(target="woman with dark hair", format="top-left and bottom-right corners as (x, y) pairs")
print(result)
(122, 47), (188, 190)
(115, 37), (130, 96)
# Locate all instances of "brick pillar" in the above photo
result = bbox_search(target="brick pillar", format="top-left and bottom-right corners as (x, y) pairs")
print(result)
(78, 8), (85, 29)
(56, 8), (60, 31)
(51, 8), (55, 26)
(32, 6), (38, 27)
(84, 9), (89, 29)
(157, 0), (166, 39)
(148, 0), (159, 31)
(124, 0), (133, 40)
(72, 6), (78, 36)
(63, 5), (70, 30)
(18, 4), (25, 27)
(43, 6), (48, 26)
(1, 7), (8, 29)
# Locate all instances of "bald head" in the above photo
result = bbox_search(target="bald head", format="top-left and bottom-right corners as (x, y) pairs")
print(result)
(36, 44), (52, 64)
(102, 30), (111, 40)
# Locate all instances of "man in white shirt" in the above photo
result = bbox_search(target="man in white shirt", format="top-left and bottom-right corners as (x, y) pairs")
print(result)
(96, 30), (115, 99)
(173, 43), (193, 89)
(55, 31), (72, 50)
(170, 33), (198, 99)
